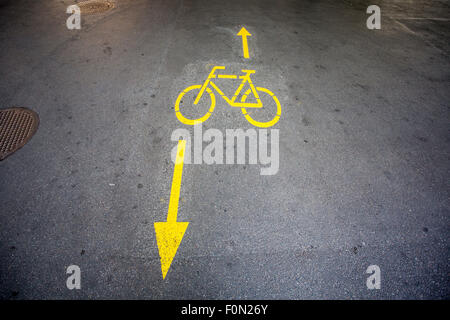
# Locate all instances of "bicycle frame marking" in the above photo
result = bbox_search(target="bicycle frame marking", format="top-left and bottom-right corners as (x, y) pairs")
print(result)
(194, 66), (262, 108)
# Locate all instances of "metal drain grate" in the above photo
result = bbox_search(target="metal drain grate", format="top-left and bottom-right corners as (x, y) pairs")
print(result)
(77, 0), (114, 14)
(0, 107), (39, 161)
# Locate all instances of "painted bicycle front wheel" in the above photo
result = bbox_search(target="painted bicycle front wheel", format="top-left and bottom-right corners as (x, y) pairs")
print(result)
(241, 87), (281, 128)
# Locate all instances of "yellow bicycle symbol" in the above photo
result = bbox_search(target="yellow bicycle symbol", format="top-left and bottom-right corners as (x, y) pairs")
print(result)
(175, 66), (281, 128)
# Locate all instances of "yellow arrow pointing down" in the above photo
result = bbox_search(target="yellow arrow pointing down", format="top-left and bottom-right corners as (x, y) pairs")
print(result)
(237, 27), (251, 59)
(154, 140), (189, 279)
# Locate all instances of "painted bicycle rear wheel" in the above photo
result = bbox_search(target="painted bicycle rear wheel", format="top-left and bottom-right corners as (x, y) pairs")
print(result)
(174, 85), (216, 125)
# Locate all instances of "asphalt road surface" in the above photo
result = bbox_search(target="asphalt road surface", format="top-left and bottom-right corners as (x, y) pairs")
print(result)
(0, 0), (449, 299)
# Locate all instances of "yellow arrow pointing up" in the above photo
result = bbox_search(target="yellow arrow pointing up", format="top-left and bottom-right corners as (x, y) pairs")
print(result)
(154, 140), (189, 279)
(237, 27), (251, 59)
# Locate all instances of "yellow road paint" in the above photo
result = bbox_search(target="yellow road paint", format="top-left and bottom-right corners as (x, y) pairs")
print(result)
(167, 140), (186, 222)
(175, 85), (216, 126)
(241, 87), (281, 128)
(217, 74), (238, 79)
(159, 27), (283, 280)
(154, 140), (189, 279)
(174, 66), (281, 127)
(237, 27), (251, 59)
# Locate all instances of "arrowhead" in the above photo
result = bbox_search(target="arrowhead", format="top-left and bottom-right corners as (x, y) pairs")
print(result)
(237, 27), (251, 37)
(154, 221), (189, 279)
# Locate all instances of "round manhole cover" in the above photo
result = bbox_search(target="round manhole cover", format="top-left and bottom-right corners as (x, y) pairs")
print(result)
(77, 0), (114, 14)
(0, 107), (39, 161)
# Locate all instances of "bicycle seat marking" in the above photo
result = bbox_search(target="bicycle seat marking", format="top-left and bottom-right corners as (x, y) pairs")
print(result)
(174, 66), (281, 128)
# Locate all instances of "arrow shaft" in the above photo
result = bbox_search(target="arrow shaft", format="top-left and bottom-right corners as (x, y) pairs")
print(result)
(167, 140), (186, 223)
(241, 36), (249, 59)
